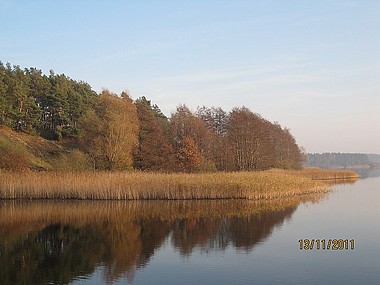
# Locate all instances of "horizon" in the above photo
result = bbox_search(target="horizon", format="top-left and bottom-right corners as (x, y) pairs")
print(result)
(1, 0), (379, 153)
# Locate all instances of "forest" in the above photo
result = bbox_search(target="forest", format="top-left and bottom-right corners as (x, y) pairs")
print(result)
(0, 62), (303, 172)
(306, 153), (380, 169)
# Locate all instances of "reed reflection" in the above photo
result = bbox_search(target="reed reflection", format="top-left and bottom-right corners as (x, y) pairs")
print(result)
(0, 195), (326, 284)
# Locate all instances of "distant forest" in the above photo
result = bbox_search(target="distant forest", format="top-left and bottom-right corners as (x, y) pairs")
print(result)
(0, 62), (303, 172)
(306, 153), (380, 169)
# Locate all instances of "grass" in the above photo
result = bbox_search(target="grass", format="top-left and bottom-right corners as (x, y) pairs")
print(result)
(0, 168), (358, 200)
(0, 125), (91, 171)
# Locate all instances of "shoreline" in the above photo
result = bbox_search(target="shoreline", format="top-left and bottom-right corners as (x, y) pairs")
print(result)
(0, 168), (359, 201)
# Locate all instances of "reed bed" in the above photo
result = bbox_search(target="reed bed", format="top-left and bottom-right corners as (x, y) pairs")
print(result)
(0, 169), (335, 200)
(277, 168), (360, 180)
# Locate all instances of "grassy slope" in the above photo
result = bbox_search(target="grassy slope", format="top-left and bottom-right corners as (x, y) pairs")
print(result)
(0, 126), (62, 170)
(0, 126), (90, 171)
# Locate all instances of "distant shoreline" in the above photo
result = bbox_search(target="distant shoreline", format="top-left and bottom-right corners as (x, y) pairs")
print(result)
(305, 153), (380, 170)
(0, 168), (359, 201)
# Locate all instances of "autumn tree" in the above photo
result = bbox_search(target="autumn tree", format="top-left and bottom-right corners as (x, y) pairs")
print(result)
(170, 105), (216, 172)
(196, 106), (229, 171)
(133, 96), (175, 171)
(226, 107), (276, 171)
(176, 136), (202, 172)
(270, 124), (303, 169)
(80, 90), (139, 170)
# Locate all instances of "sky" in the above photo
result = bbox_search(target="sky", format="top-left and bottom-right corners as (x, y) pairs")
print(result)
(1, 0), (379, 153)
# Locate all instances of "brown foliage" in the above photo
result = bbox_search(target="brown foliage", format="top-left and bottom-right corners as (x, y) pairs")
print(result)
(133, 98), (175, 171)
(177, 136), (202, 172)
(170, 105), (216, 172)
(80, 90), (139, 170)
(196, 106), (304, 171)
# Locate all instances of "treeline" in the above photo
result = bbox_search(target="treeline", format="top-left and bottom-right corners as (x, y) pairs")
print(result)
(0, 62), (97, 139)
(306, 153), (380, 169)
(0, 62), (303, 172)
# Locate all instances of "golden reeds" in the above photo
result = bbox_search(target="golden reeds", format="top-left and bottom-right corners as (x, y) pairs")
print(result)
(0, 168), (349, 200)
(276, 168), (360, 180)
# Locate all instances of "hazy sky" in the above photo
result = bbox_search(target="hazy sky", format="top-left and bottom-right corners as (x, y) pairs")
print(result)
(1, 0), (379, 153)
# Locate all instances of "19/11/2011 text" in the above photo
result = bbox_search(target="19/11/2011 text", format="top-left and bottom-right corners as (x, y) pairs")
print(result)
(299, 239), (355, 250)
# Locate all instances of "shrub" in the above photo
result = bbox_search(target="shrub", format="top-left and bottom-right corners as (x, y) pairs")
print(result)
(50, 149), (93, 172)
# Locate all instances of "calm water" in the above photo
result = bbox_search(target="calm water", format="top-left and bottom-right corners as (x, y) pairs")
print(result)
(0, 173), (379, 285)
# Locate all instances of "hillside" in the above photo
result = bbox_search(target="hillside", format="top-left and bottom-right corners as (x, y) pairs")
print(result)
(0, 126), (91, 171)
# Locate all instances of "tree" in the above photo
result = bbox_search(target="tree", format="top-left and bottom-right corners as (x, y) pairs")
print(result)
(227, 107), (260, 170)
(170, 105), (216, 172)
(43, 73), (97, 139)
(196, 106), (229, 171)
(176, 136), (202, 172)
(269, 123), (303, 169)
(0, 62), (11, 125)
(0, 64), (41, 132)
(196, 106), (228, 136)
(80, 90), (139, 170)
(133, 97), (175, 171)
(0, 62), (97, 139)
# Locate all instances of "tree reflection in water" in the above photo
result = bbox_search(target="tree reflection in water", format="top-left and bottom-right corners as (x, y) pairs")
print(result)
(0, 195), (326, 284)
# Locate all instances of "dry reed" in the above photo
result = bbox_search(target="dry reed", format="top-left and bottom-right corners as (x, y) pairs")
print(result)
(276, 168), (360, 180)
(0, 169), (345, 200)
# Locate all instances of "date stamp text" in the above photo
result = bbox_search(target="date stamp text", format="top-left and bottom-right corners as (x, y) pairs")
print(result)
(299, 239), (355, 250)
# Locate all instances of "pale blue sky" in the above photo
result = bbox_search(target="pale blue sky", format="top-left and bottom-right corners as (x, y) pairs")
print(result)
(1, 0), (379, 153)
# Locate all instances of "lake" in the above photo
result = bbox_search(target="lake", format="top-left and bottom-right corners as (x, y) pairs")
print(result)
(0, 173), (379, 285)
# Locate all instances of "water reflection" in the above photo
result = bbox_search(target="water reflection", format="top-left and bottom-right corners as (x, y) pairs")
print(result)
(0, 196), (326, 285)
(351, 167), (380, 179)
